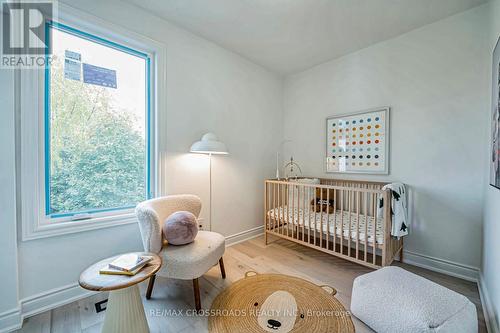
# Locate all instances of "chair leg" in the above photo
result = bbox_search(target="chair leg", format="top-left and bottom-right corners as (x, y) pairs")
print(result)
(146, 274), (156, 300)
(219, 258), (226, 279)
(193, 278), (201, 312)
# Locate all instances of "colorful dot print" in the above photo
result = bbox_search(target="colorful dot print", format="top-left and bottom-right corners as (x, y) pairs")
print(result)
(327, 110), (386, 172)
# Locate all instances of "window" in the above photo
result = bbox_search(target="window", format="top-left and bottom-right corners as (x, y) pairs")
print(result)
(20, 7), (164, 240)
(45, 22), (151, 219)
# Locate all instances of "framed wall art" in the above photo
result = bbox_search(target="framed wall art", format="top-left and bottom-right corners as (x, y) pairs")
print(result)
(326, 107), (390, 174)
(491, 36), (500, 190)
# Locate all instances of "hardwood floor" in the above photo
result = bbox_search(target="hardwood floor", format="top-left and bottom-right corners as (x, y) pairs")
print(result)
(16, 235), (486, 333)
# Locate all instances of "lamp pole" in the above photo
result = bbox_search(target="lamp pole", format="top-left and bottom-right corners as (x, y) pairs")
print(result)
(209, 153), (212, 231)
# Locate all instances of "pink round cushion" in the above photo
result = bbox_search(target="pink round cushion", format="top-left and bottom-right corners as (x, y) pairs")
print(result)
(163, 211), (198, 245)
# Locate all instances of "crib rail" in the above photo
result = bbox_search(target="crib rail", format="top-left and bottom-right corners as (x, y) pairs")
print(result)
(264, 178), (403, 269)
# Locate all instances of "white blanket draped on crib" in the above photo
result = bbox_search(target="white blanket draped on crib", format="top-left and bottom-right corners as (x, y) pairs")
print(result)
(377, 182), (409, 238)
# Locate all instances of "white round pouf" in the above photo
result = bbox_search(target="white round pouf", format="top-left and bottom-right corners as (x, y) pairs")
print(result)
(351, 266), (478, 333)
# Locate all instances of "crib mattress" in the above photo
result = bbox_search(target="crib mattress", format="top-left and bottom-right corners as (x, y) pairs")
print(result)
(267, 206), (384, 244)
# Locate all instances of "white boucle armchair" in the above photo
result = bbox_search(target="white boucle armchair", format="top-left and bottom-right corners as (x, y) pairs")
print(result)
(135, 195), (226, 311)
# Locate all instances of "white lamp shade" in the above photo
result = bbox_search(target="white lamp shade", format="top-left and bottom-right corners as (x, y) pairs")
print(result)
(190, 133), (228, 155)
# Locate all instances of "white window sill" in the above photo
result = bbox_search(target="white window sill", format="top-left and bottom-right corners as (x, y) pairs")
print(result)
(21, 212), (139, 241)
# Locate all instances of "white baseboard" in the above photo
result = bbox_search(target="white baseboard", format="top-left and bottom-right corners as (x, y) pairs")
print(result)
(403, 250), (479, 282)
(225, 225), (264, 247)
(21, 282), (94, 318)
(0, 308), (22, 333)
(0, 283), (95, 333)
(223, 230), (482, 283)
(479, 274), (500, 333)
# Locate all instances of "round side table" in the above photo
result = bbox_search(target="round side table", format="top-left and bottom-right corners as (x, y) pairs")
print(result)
(79, 252), (161, 333)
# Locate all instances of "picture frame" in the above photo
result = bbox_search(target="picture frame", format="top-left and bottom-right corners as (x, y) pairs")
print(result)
(325, 107), (390, 174)
(491, 36), (500, 190)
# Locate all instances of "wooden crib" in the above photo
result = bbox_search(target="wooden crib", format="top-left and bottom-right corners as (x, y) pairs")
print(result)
(264, 178), (404, 269)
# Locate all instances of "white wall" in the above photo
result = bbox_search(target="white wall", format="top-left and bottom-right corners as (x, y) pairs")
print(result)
(0, 0), (282, 328)
(482, 0), (500, 331)
(282, 5), (489, 278)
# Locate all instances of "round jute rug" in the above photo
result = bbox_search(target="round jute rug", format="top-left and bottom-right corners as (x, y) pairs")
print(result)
(208, 272), (354, 333)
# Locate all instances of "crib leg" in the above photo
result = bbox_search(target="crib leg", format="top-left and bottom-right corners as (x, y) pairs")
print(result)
(399, 238), (404, 262)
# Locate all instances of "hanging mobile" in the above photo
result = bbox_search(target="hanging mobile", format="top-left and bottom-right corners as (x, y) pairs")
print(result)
(283, 157), (302, 180)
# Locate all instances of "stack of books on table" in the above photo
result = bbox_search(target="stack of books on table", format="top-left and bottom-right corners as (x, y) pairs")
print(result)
(100, 254), (153, 276)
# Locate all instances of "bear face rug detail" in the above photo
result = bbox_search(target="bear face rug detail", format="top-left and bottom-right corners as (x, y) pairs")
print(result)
(208, 272), (354, 333)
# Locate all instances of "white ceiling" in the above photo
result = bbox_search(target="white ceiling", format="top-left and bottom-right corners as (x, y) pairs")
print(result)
(123, 0), (487, 74)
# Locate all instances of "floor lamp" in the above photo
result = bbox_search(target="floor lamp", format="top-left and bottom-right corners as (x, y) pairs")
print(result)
(190, 133), (228, 231)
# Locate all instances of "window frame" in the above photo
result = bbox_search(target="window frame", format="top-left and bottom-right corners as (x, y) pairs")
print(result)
(44, 21), (152, 219)
(20, 4), (166, 241)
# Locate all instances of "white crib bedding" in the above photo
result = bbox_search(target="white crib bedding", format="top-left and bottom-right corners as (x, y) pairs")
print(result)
(267, 206), (384, 245)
